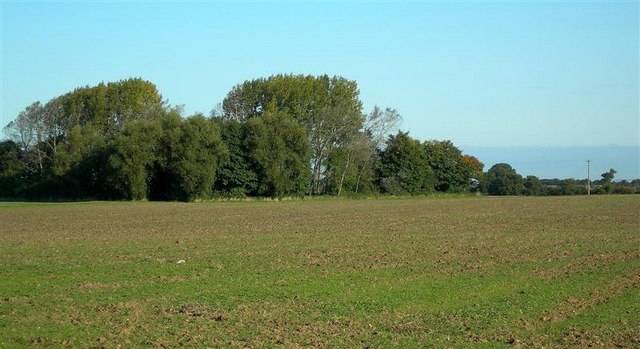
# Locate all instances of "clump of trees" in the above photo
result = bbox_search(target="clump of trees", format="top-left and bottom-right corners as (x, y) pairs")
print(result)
(483, 164), (639, 196)
(1, 75), (489, 201)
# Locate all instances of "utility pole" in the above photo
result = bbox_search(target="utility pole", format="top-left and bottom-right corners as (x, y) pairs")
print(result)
(587, 160), (591, 195)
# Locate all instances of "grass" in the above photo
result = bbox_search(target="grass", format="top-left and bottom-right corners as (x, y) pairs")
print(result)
(0, 195), (638, 348)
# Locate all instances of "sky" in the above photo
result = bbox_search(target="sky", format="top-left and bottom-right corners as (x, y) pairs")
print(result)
(1, 1), (639, 177)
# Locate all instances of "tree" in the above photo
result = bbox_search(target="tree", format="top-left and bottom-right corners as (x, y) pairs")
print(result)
(422, 140), (467, 192)
(485, 163), (524, 195)
(325, 106), (403, 195)
(53, 124), (111, 198)
(58, 78), (163, 137)
(601, 168), (616, 194)
(246, 107), (311, 199)
(0, 140), (24, 197)
(523, 175), (543, 196)
(3, 102), (50, 172)
(110, 119), (163, 200)
(324, 131), (376, 195)
(460, 155), (484, 191)
(154, 113), (227, 201)
(365, 106), (402, 150)
(213, 119), (258, 197)
(560, 178), (580, 195)
(378, 132), (435, 195)
(40, 97), (68, 158)
(221, 74), (364, 195)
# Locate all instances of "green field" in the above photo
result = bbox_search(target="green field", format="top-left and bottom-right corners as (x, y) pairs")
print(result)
(1, 196), (638, 348)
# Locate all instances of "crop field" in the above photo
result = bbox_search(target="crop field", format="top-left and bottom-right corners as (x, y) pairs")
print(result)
(0, 196), (639, 348)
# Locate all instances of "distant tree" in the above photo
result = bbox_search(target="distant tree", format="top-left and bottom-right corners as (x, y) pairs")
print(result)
(3, 102), (50, 173)
(485, 163), (524, 195)
(58, 78), (163, 137)
(378, 131), (435, 195)
(601, 168), (617, 194)
(246, 107), (311, 199)
(53, 124), (111, 198)
(365, 106), (403, 150)
(560, 178), (580, 195)
(422, 140), (468, 192)
(0, 140), (24, 197)
(328, 106), (402, 195)
(221, 74), (364, 195)
(110, 119), (163, 200)
(325, 130), (382, 195)
(154, 113), (227, 201)
(523, 175), (543, 196)
(213, 119), (258, 197)
(460, 155), (484, 191)
(40, 97), (68, 158)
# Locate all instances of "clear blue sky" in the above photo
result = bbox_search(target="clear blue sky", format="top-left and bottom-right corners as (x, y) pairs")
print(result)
(1, 1), (638, 151)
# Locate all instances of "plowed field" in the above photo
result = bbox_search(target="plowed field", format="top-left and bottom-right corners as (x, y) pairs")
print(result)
(1, 196), (638, 347)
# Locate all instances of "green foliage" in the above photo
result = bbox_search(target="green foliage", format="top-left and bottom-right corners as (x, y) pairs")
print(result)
(524, 175), (544, 196)
(110, 119), (163, 200)
(378, 132), (435, 195)
(325, 146), (357, 195)
(460, 155), (484, 192)
(59, 78), (163, 137)
(485, 163), (524, 195)
(154, 113), (227, 201)
(601, 168), (617, 194)
(213, 119), (258, 197)
(0, 140), (24, 197)
(422, 140), (468, 193)
(11, 76), (631, 201)
(560, 178), (582, 195)
(222, 74), (364, 195)
(246, 108), (311, 199)
(53, 124), (112, 198)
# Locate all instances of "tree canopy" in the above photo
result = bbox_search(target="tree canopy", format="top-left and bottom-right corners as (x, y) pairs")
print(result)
(485, 163), (524, 196)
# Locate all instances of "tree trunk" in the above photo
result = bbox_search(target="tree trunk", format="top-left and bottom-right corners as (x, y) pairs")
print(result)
(337, 151), (351, 196)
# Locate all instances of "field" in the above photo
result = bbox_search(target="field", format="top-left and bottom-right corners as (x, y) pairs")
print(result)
(1, 196), (639, 348)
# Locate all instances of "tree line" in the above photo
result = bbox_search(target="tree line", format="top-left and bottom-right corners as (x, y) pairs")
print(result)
(483, 164), (639, 195)
(1, 75), (636, 201)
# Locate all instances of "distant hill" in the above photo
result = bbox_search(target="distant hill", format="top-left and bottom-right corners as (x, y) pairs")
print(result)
(461, 145), (640, 180)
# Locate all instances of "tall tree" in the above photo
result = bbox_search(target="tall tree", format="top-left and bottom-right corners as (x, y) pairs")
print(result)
(246, 107), (311, 199)
(325, 132), (376, 195)
(334, 106), (402, 195)
(58, 78), (163, 137)
(221, 74), (364, 195)
(3, 102), (50, 172)
(365, 106), (403, 150)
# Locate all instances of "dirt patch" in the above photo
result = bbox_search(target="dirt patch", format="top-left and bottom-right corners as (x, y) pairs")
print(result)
(167, 302), (226, 321)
